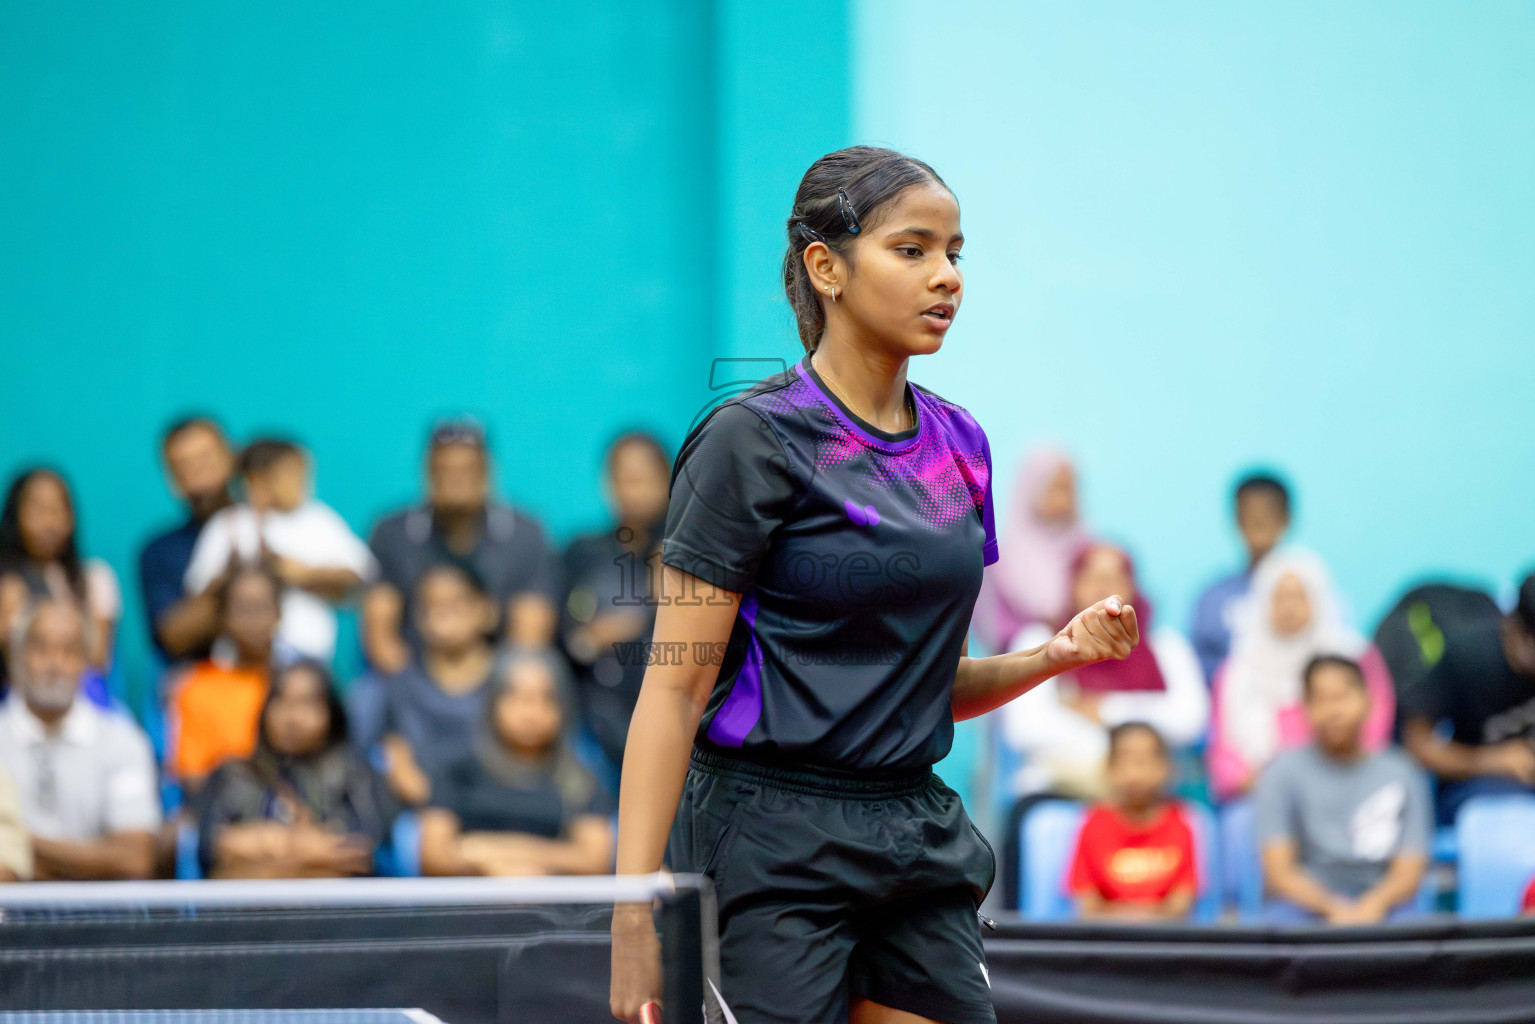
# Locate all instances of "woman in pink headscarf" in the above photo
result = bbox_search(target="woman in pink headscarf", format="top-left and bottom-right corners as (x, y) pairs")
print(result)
(971, 447), (1088, 654)
(1206, 547), (1395, 802)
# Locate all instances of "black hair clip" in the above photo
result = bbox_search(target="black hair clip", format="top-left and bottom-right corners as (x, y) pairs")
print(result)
(837, 188), (862, 235)
(797, 222), (827, 245)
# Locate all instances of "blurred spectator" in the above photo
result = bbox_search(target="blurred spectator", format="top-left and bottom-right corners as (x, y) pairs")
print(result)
(1207, 548), (1395, 802)
(1257, 655), (1430, 924)
(1400, 572), (1535, 825)
(971, 447), (1087, 653)
(0, 468), (121, 698)
(363, 419), (560, 674)
(137, 416), (237, 664)
(561, 431), (669, 773)
(1190, 473), (1291, 684)
(0, 599), (158, 880)
(349, 563), (496, 807)
(420, 648), (614, 877)
(194, 659), (396, 879)
(1068, 723), (1196, 921)
(166, 565), (280, 791)
(184, 439), (377, 664)
(1524, 876), (1535, 915)
(0, 768), (30, 881)
(1001, 542), (1207, 799)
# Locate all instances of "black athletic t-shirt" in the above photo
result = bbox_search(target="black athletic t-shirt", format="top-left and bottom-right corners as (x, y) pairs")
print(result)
(661, 353), (998, 771)
(1399, 619), (1535, 747)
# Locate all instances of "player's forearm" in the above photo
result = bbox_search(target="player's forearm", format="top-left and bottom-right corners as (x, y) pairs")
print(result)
(615, 685), (706, 877)
(952, 643), (1059, 721)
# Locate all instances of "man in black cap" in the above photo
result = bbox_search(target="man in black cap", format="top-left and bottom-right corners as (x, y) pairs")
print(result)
(362, 418), (559, 673)
(1401, 572), (1535, 824)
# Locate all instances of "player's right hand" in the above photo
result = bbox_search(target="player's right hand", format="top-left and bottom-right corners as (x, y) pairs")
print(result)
(610, 902), (662, 1023)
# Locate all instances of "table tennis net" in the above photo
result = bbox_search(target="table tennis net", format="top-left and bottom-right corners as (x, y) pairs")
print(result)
(0, 876), (717, 1024)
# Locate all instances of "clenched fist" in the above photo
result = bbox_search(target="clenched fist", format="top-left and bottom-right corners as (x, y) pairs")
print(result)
(1045, 595), (1141, 672)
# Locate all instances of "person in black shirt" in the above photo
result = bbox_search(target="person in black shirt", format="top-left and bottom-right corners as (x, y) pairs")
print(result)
(420, 648), (614, 877)
(609, 147), (1140, 1024)
(1401, 573), (1535, 825)
(561, 431), (670, 777)
(195, 660), (396, 879)
(363, 418), (560, 672)
(137, 416), (236, 666)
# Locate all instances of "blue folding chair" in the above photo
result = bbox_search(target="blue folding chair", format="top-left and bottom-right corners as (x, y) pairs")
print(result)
(1457, 794), (1535, 919)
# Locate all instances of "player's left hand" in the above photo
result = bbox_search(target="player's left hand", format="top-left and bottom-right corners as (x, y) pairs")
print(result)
(1045, 595), (1141, 672)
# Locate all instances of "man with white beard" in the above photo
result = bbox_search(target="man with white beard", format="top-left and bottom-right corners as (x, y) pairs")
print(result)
(0, 599), (159, 880)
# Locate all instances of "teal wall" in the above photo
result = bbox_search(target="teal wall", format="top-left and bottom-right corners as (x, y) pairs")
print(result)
(1, 1), (851, 708)
(856, 0), (1535, 635)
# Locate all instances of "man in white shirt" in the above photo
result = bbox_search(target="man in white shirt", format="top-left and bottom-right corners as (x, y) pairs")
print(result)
(0, 598), (160, 880)
(184, 439), (378, 663)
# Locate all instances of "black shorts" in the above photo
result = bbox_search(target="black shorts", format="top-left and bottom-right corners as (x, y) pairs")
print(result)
(671, 748), (998, 1024)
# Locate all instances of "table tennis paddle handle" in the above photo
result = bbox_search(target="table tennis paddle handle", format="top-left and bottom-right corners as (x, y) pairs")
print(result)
(639, 1001), (662, 1024)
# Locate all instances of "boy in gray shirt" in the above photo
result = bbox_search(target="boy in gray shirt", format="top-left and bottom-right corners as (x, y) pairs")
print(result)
(1257, 654), (1432, 924)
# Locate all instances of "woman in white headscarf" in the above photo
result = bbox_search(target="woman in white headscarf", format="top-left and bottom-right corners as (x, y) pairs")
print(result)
(971, 446), (1088, 653)
(1207, 547), (1395, 801)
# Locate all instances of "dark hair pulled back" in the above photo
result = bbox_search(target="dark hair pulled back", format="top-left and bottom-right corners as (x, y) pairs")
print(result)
(782, 146), (950, 353)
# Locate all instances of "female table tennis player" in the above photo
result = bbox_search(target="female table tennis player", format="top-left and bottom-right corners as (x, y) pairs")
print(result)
(611, 146), (1139, 1024)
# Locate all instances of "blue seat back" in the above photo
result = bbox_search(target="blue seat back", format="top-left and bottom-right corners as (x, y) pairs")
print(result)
(382, 811), (422, 878)
(1020, 802), (1085, 920)
(1021, 800), (1220, 922)
(1458, 795), (1535, 919)
(1219, 798), (1264, 920)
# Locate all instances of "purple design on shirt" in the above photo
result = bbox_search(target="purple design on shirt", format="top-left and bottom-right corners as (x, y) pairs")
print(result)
(705, 591), (764, 748)
(844, 500), (881, 526)
(763, 359), (993, 547)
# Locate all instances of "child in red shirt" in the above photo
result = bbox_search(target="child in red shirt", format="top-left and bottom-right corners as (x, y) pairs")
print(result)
(1068, 721), (1197, 920)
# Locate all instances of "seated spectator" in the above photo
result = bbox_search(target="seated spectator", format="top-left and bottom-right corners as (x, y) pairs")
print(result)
(1002, 542), (1207, 799)
(166, 565), (280, 790)
(971, 446), (1088, 653)
(0, 768), (30, 882)
(1207, 548), (1394, 801)
(184, 438), (377, 664)
(561, 431), (669, 774)
(195, 660), (396, 879)
(1400, 573), (1535, 826)
(420, 649), (614, 877)
(0, 468), (121, 699)
(363, 418), (559, 674)
(1068, 723), (1197, 921)
(0, 599), (159, 880)
(1190, 472), (1291, 684)
(1257, 656), (1430, 924)
(349, 563), (497, 806)
(138, 416), (236, 665)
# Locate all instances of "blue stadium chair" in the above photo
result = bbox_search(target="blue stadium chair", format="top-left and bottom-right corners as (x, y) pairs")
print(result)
(176, 820), (203, 880)
(382, 811), (422, 878)
(1019, 801), (1084, 921)
(1019, 800), (1221, 922)
(1218, 799), (1263, 920)
(1456, 794), (1535, 919)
